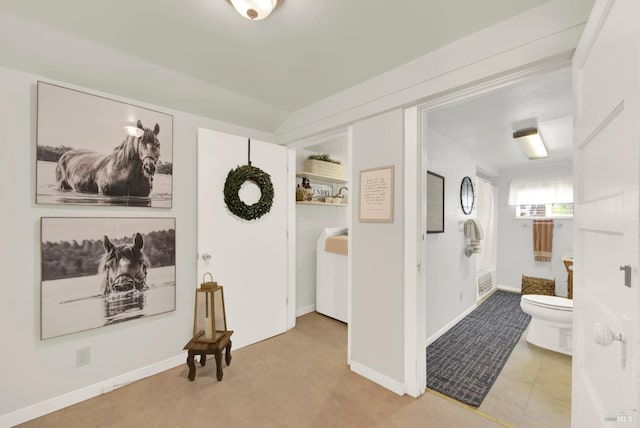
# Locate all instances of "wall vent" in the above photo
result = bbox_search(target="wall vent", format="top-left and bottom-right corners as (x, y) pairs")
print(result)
(476, 269), (495, 301)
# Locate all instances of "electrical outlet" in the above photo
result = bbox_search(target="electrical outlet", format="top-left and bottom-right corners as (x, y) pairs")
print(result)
(459, 292), (463, 302)
(76, 347), (91, 367)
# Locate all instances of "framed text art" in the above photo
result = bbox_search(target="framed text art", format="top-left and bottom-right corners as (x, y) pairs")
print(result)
(359, 165), (394, 222)
(36, 81), (174, 208)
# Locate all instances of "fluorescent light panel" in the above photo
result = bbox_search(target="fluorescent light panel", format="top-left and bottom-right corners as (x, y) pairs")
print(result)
(513, 128), (548, 159)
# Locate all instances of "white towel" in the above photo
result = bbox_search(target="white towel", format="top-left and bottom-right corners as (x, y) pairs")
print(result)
(464, 219), (484, 253)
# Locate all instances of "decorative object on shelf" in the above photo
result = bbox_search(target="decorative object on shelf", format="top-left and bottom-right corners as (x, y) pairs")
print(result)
(460, 176), (475, 215)
(307, 153), (342, 164)
(427, 171), (445, 233)
(333, 186), (349, 203)
(36, 81), (174, 208)
(193, 273), (228, 343)
(300, 177), (314, 201)
(296, 184), (304, 201)
(304, 153), (345, 180)
(227, 0), (279, 21)
(359, 165), (394, 222)
(224, 138), (274, 220)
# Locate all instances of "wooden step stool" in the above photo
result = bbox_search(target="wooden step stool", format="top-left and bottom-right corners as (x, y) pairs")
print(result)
(183, 330), (233, 381)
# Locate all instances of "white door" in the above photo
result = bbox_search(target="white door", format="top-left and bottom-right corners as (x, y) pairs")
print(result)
(572, 0), (640, 425)
(197, 128), (288, 350)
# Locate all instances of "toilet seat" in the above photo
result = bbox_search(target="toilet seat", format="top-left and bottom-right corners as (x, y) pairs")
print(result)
(521, 294), (573, 311)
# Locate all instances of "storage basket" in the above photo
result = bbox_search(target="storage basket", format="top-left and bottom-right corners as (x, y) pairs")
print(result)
(521, 275), (555, 295)
(303, 159), (345, 179)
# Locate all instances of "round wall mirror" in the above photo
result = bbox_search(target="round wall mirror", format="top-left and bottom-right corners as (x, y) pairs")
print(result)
(460, 176), (475, 215)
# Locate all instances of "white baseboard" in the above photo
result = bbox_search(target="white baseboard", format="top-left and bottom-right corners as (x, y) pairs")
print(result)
(497, 284), (521, 294)
(350, 360), (406, 396)
(425, 303), (477, 347)
(296, 304), (316, 317)
(0, 353), (186, 427)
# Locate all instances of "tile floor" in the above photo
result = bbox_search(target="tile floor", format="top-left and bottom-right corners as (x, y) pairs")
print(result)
(476, 326), (572, 427)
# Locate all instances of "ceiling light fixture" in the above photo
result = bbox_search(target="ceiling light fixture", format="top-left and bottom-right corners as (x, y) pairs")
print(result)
(124, 124), (144, 138)
(228, 0), (279, 20)
(513, 128), (548, 159)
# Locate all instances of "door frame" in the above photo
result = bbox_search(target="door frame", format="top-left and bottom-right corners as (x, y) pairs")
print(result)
(404, 54), (574, 397)
(286, 127), (354, 361)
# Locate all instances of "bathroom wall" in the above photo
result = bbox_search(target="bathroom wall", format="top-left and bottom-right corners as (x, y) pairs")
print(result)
(425, 128), (478, 340)
(496, 162), (574, 296)
(295, 149), (348, 313)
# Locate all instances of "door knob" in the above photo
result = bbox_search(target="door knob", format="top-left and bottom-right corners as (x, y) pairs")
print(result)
(202, 253), (211, 261)
(593, 322), (627, 370)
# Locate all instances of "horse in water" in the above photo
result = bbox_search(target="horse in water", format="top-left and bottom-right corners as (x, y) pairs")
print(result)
(99, 232), (149, 295)
(56, 120), (161, 197)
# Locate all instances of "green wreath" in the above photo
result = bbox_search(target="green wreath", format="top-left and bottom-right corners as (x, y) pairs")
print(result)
(223, 165), (274, 220)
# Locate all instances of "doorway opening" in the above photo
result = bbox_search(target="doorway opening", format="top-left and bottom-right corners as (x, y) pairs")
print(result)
(408, 58), (574, 426)
(287, 128), (353, 361)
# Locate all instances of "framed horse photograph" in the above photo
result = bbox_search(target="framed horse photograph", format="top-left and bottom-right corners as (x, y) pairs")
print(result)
(36, 81), (174, 208)
(40, 217), (176, 339)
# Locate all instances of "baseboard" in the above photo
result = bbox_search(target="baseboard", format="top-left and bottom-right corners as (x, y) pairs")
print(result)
(0, 353), (186, 427)
(425, 303), (477, 347)
(296, 304), (316, 317)
(350, 360), (405, 396)
(497, 284), (521, 294)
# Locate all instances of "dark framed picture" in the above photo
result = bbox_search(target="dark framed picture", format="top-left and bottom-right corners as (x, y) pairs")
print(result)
(36, 81), (174, 208)
(427, 171), (445, 233)
(40, 217), (176, 339)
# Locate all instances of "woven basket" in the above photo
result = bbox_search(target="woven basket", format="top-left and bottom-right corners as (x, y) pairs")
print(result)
(303, 159), (345, 180)
(521, 275), (555, 295)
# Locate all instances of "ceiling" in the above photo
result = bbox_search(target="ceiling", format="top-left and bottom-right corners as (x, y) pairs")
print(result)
(428, 68), (573, 175)
(0, 0), (577, 169)
(0, 0), (551, 113)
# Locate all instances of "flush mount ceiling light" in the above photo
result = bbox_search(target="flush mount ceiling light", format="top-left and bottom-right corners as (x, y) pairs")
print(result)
(513, 127), (548, 159)
(227, 0), (280, 20)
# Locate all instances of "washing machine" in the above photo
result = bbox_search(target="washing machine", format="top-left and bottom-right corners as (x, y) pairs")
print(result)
(316, 228), (348, 323)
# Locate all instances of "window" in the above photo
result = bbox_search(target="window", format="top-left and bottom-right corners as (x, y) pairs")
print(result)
(508, 176), (573, 218)
(516, 203), (573, 218)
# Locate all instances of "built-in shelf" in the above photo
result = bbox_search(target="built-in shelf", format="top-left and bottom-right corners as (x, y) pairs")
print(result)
(296, 172), (348, 184)
(296, 201), (349, 207)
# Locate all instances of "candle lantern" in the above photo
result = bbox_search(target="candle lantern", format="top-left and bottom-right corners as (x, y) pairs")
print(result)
(193, 273), (227, 343)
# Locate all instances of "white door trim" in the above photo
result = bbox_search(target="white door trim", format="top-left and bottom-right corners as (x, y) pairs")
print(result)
(403, 54), (573, 397)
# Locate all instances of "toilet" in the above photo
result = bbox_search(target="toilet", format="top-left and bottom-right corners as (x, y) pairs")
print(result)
(520, 294), (573, 356)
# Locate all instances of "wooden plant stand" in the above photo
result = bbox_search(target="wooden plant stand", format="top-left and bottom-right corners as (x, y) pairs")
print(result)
(183, 330), (233, 381)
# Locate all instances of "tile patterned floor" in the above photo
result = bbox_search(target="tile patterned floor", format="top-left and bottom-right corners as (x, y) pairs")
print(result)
(477, 326), (572, 427)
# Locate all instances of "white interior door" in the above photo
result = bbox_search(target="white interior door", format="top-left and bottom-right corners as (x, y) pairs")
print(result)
(197, 128), (288, 350)
(572, 0), (640, 425)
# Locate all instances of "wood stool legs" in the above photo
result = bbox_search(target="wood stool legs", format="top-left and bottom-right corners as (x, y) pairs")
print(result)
(183, 332), (233, 382)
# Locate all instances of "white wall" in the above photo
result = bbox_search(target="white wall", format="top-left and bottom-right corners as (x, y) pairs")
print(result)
(425, 128), (478, 339)
(0, 65), (272, 422)
(496, 162), (574, 296)
(295, 149), (348, 313)
(0, 0), (592, 412)
(351, 109), (405, 389)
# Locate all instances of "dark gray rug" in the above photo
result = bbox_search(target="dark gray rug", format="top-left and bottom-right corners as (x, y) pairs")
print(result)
(426, 290), (531, 407)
